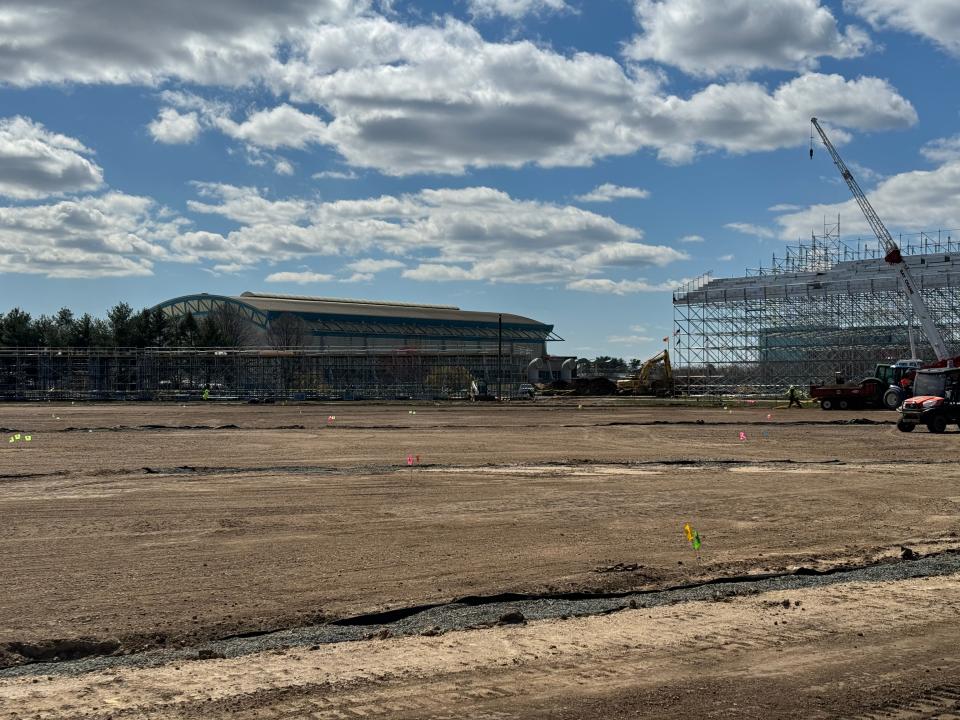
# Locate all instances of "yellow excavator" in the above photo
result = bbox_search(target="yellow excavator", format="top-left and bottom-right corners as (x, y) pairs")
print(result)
(617, 349), (673, 396)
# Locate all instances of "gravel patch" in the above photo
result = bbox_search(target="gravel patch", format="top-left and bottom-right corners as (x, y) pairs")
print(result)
(3, 550), (958, 680)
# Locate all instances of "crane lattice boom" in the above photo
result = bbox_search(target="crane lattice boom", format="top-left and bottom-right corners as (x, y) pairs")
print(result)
(810, 117), (950, 361)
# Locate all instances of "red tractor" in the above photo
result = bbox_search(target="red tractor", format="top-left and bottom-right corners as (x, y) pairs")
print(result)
(810, 360), (920, 410)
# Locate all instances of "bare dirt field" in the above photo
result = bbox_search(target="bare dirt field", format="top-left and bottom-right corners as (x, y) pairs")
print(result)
(1, 399), (959, 718)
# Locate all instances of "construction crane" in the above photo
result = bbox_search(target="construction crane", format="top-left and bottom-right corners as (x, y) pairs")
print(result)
(810, 117), (950, 362)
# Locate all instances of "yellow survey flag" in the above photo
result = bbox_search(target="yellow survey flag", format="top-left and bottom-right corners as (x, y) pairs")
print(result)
(683, 523), (694, 542)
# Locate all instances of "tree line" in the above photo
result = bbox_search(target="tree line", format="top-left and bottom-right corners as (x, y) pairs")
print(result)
(0, 303), (260, 348)
(580, 356), (651, 372)
(1, 304), (651, 366)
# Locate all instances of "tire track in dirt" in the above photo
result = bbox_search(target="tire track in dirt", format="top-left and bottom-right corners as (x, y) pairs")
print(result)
(0, 417), (896, 436)
(7, 572), (955, 720)
(3, 545), (957, 677)
(853, 685), (960, 719)
(210, 594), (960, 720)
(4, 456), (958, 484)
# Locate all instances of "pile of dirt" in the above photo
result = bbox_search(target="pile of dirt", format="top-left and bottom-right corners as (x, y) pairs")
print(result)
(2, 638), (121, 666)
(545, 378), (618, 396)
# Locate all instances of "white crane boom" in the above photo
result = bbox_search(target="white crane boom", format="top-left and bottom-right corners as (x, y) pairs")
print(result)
(810, 117), (950, 361)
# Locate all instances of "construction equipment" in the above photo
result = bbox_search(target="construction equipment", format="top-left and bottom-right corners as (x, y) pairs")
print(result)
(810, 118), (958, 409)
(810, 359), (920, 410)
(617, 349), (673, 396)
(897, 367), (960, 432)
(810, 118), (950, 362)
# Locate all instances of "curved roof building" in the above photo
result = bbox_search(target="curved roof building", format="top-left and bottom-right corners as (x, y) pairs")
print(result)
(155, 291), (562, 357)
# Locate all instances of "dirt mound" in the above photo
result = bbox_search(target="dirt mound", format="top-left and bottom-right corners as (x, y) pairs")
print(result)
(3, 638), (121, 666)
(547, 378), (618, 395)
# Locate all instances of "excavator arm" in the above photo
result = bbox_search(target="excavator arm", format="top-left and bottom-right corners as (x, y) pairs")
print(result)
(637, 350), (672, 388)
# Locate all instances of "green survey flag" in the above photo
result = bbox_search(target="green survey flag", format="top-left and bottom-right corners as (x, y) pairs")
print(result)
(692, 531), (702, 551)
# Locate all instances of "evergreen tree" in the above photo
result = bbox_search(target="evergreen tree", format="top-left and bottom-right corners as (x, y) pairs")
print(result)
(107, 302), (135, 347)
(71, 313), (97, 347)
(149, 307), (169, 347)
(198, 315), (228, 346)
(176, 312), (200, 347)
(33, 315), (58, 347)
(90, 318), (111, 347)
(0, 308), (40, 346)
(54, 307), (75, 345)
(130, 308), (154, 347)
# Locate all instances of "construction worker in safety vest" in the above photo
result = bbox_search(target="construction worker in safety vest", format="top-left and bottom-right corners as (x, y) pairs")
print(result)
(787, 385), (802, 408)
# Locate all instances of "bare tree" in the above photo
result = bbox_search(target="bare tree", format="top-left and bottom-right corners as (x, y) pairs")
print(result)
(266, 313), (308, 348)
(209, 303), (254, 347)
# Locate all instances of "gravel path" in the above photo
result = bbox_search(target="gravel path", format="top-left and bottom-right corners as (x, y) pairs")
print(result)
(5, 550), (957, 680)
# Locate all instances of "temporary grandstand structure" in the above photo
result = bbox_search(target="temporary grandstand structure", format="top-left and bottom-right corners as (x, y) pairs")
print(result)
(672, 222), (960, 395)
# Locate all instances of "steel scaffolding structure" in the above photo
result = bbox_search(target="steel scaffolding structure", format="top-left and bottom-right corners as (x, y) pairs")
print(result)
(0, 346), (533, 401)
(673, 226), (960, 395)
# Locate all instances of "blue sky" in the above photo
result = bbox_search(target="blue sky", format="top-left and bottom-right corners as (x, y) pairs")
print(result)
(2, 0), (960, 359)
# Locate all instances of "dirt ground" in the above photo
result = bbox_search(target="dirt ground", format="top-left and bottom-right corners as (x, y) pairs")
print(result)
(5, 573), (960, 719)
(1, 399), (959, 717)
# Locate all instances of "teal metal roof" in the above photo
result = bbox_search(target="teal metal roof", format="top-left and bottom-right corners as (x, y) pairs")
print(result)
(154, 292), (562, 341)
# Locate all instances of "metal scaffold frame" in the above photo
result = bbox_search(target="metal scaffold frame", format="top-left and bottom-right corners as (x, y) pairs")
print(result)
(0, 346), (534, 401)
(672, 224), (960, 396)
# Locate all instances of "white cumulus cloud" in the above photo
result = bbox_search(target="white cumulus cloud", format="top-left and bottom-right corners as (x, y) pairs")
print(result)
(566, 278), (687, 294)
(0, 116), (104, 200)
(846, 0), (960, 56)
(575, 184), (650, 203)
(725, 222), (776, 239)
(777, 158), (960, 240)
(154, 22), (916, 174)
(627, 0), (870, 76)
(313, 169), (359, 180)
(921, 135), (960, 164)
(147, 108), (201, 144)
(273, 158), (295, 176)
(265, 271), (335, 284)
(217, 104), (329, 150)
(174, 184), (688, 287)
(0, 0), (362, 87)
(0, 192), (182, 278)
(608, 333), (655, 343)
(0, 6), (916, 176)
(467, 0), (570, 18)
(347, 258), (405, 273)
